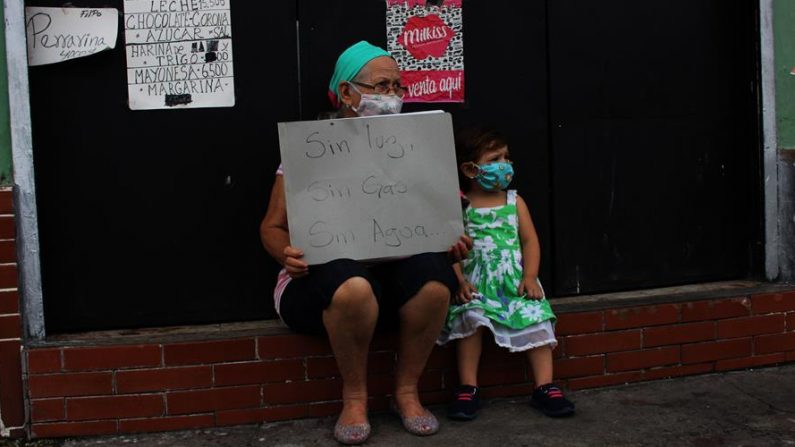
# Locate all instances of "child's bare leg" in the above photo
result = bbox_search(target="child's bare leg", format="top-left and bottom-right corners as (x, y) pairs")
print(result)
(457, 327), (484, 386)
(526, 345), (554, 386)
(527, 344), (575, 417)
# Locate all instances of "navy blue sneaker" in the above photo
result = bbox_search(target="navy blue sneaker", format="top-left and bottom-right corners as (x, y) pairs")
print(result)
(531, 383), (575, 417)
(448, 385), (480, 421)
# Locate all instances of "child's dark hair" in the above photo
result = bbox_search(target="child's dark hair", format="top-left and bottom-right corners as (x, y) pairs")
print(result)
(455, 126), (508, 191)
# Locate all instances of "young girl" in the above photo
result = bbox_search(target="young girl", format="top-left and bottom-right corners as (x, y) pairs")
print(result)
(438, 127), (575, 420)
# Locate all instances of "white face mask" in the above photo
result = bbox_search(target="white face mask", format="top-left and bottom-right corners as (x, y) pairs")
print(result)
(348, 83), (403, 116)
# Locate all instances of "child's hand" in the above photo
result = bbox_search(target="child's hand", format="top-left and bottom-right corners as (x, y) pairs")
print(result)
(455, 280), (478, 304)
(448, 234), (473, 263)
(518, 276), (544, 300)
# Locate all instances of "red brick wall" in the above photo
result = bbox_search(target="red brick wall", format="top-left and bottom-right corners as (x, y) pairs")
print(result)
(0, 189), (25, 438)
(24, 289), (795, 439)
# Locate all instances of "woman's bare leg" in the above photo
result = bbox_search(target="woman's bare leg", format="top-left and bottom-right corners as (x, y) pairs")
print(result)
(322, 277), (379, 425)
(394, 281), (450, 417)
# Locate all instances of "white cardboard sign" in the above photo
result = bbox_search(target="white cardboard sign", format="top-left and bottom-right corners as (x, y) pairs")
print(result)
(25, 7), (118, 66)
(278, 111), (464, 265)
(123, 0), (235, 110)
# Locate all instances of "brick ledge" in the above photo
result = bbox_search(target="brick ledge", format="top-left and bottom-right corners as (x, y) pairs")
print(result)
(29, 280), (791, 348)
(553, 280), (792, 312)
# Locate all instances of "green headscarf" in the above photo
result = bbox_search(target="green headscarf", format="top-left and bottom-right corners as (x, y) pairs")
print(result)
(327, 41), (391, 107)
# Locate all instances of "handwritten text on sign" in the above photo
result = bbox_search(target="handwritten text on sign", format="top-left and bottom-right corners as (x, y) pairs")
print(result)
(278, 111), (463, 265)
(25, 7), (118, 66)
(124, 0), (235, 110)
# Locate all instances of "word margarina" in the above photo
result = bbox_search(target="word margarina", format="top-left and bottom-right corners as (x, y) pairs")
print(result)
(142, 79), (225, 96)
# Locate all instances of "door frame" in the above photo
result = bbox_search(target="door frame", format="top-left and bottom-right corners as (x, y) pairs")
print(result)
(760, 0), (781, 280)
(4, 0), (43, 340)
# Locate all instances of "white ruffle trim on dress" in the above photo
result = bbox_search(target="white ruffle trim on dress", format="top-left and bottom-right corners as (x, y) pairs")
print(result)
(438, 308), (558, 353)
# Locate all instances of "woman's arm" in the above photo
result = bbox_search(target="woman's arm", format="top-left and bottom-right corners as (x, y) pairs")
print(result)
(259, 176), (308, 277)
(516, 194), (543, 298)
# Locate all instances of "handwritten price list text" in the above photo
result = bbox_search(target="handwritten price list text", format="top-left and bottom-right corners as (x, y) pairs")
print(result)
(124, 0), (235, 109)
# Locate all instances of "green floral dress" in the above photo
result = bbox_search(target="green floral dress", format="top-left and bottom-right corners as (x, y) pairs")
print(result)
(438, 190), (557, 352)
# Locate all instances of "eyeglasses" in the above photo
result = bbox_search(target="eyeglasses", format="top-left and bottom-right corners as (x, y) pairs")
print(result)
(351, 80), (406, 97)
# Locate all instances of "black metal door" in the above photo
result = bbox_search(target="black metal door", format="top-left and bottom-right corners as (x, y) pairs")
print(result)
(30, 1), (297, 332)
(547, 0), (760, 294)
(30, 0), (760, 333)
(32, 0), (553, 333)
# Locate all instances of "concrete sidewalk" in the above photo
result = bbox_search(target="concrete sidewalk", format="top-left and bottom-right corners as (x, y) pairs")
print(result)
(22, 364), (795, 446)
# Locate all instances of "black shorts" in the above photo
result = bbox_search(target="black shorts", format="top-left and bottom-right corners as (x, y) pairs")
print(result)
(278, 253), (457, 335)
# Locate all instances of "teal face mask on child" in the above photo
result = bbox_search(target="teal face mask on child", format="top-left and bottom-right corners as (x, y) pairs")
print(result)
(475, 161), (514, 191)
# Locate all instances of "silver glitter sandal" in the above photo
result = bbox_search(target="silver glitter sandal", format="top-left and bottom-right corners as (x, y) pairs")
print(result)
(399, 409), (439, 436)
(333, 420), (371, 445)
(390, 400), (439, 436)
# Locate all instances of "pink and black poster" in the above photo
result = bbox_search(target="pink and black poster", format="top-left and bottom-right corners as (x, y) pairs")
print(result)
(386, 0), (464, 103)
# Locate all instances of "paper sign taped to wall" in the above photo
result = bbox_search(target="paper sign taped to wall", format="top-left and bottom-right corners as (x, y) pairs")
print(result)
(25, 7), (118, 66)
(278, 111), (464, 265)
(123, 0), (235, 110)
(387, 0), (465, 103)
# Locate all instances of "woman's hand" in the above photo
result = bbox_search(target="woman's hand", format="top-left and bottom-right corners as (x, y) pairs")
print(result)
(283, 246), (309, 278)
(447, 234), (473, 263)
(518, 276), (544, 300)
(455, 280), (478, 304)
